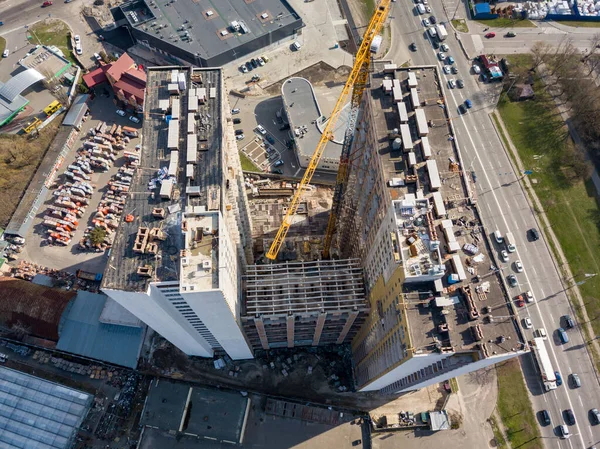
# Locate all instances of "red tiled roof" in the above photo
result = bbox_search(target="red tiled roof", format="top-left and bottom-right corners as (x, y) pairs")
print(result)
(0, 277), (75, 341)
(83, 65), (109, 88)
(106, 53), (136, 83)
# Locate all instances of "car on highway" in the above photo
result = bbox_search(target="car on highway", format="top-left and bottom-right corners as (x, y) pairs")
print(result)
(558, 327), (569, 343)
(562, 314), (575, 329)
(423, 18), (430, 26)
(528, 227), (540, 240)
(438, 52), (446, 61)
(523, 317), (533, 329)
(232, 108), (240, 114)
(505, 31), (516, 37)
(440, 43), (449, 52)
(425, 5), (431, 12)
(2, 49), (8, 58)
(564, 409), (576, 425)
(472, 64), (481, 74)
(451, 66), (458, 74)
(409, 42), (417, 51)
(515, 295), (525, 307)
(236, 134), (245, 140)
(525, 290), (534, 302)
(485, 32), (496, 38)
(458, 104), (466, 114)
(465, 99), (472, 108)
(128, 116), (140, 124)
(507, 274), (518, 287)
(430, 15), (437, 23)
(447, 56), (455, 64)
(447, 79), (456, 89)
(116, 109), (126, 117)
(456, 79), (464, 88)
(570, 373), (581, 388)
(240, 64), (248, 73)
(443, 65), (451, 74)
(274, 159), (284, 167)
(500, 250), (509, 262)
(540, 410), (551, 426)
(432, 40), (440, 49)
(514, 260), (523, 272)
(555, 371), (563, 386)
(557, 424), (570, 439)
(535, 328), (547, 339)
(590, 408), (600, 424)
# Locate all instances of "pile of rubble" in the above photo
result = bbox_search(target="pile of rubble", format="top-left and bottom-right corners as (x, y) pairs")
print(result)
(33, 350), (128, 382)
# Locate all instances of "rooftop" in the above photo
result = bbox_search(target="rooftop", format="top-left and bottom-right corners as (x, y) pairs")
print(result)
(141, 379), (249, 444)
(367, 62), (521, 355)
(102, 66), (223, 292)
(18, 45), (72, 79)
(120, 0), (301, 61)
(244, 259), (367, 316)
(0, 366), (93, 449)
(281, 76), (348, 163)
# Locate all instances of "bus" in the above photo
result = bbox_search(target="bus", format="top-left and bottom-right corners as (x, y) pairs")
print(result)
(43, 100), (62, 116)
(531, 337), (557, 391)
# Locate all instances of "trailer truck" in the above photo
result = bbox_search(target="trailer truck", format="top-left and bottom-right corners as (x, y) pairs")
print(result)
(435, 24), (448, 41)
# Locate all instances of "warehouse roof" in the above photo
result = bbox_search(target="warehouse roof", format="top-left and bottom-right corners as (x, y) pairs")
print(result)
(0, 69), (45, 102)
(62, 94), (89, 127)
(0, 366), (93, 449)
(56, 291), (144, 368)
(119, 0), (301, 61)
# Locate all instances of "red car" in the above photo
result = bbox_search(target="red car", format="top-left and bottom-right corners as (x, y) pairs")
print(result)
(515, 295), (525, 307)
(485, 32), (496, 38)
(42, 1), (53, 6)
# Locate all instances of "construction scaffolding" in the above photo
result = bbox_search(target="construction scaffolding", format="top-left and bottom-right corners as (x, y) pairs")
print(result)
(242, 259), (369, 350)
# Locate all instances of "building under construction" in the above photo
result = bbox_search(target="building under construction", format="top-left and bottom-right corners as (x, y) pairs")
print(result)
(242, 259), (369, 350)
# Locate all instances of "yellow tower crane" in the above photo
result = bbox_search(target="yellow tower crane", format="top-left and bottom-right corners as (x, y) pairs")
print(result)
(266, 0), (391, 260)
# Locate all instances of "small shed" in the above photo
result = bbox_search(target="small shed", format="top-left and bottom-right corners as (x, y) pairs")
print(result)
(429, 411), (451, 431)
(63, 94), (89, 127)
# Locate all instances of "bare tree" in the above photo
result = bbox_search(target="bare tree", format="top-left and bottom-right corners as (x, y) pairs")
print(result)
(530, 41), (553, 70)
(582, 32), (600, 63)
(550, 37), (579, 77)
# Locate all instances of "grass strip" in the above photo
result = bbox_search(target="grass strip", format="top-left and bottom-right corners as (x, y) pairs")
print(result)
(239, 151), (261, 172)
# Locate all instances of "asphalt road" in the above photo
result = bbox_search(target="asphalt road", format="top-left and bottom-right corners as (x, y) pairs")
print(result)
(386, 3), (600, 449)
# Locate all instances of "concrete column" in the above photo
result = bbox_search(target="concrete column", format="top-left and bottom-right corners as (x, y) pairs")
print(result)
(254, 317), (269, 350)
(312, 312), (327, 346)
(286, 315), (295, 348)
(336, 311), (359, 344)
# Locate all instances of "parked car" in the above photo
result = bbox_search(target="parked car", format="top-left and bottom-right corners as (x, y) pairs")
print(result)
(261, 55), (269, 63)
(570, 373), (581, 388)
(472, 64), (481, 74)
(514, 260), (523, 273)
(233, 118), (241, 124)
(256, 124), (267, 135)
(564, 409), (576, 426)
(128, 116), (140, 124)
(409, 42), (417, 51)
(507, 274), (518, 287)
(2, 49), (8, 58)
(266, 134), (275, 144)
(558, 327), (569, 344)
(451, 66), (458, 74)
(240, 64), (248, 73)
(232, 108), (240, 114)
(74, 34), (80, 43)
(257, 57), (265, 66)
(274, 159), (284, 167)
(93, 52), (102, 61)
(250, 58), (258, 68)
(235, 129), (244, 136)
(42, 1), (53, 6)
(485, 32), (496, 38)
(555, 371), (563, 386)
(116, 109), (126, 117)
(590, 408), (600, 425)
(562, 315), (575, 329)
(425, 5), (431, 12)
(271, 168), (283, 175)
(236, 134), (245, 140)
(540, 410), (551, 426)
(515, 295), (525, 307)
(245, 61), (253, 71)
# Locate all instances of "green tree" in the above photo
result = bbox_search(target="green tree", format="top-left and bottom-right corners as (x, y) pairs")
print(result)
(89, 227), (107, 245)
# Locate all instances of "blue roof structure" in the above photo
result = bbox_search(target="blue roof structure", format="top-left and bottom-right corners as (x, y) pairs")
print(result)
(57, 291), (144, 368)
(474, 3), (491, 14)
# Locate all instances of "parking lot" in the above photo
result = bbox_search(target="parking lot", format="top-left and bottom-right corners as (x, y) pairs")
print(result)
(18, 93), (141, 274)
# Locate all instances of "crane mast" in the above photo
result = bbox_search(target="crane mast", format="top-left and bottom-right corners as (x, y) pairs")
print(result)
(266, 0), (391, 260)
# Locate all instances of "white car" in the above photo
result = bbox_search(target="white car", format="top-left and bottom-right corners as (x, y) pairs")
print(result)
(448, 79), (456, 89)
(523, 317), (533, 329)
(75, 43), (82, 55)
(2, 49), (8, 58)
(425, 5), (431, 12)
(74, 35), (80, 43)
(236, 134), (245, 140)
(443, 65), (451, 74)
(500, 250), (508, 262)
(93, 52), (102, 61)
(472, 65), (481, 74)
(441, 44), (449, 52)
(438, 52), (445, 61)
(129, 116), (140, 124)
(232, 108), (240, 114)
(422, 18), (430, 26)
(525, 290), (534, 302)
(257, 57), (265, 66)
(116, 109), (126, 117)
(256, 124), (267, 135)
(515, 260), (524, 273)
(240, 64), (248, 73)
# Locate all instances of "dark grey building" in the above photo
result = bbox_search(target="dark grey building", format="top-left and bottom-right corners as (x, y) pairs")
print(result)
(112, 0), (303, 67)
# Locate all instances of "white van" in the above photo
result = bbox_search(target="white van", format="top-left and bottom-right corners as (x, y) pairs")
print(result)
(493, 230), (503, 244)
(427, 27), (437, 38)
(417, 4), (426, 14)
(505, 231), (516, 252)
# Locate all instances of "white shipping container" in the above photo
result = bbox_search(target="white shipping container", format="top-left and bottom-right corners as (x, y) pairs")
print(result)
(410, 88), (420, 109)
(209, 87), (216, 99)
(393, 86), (403, 103)
(397, 102), (408, 123)
(188, 113), (195, 133)
(187, 134), (197, 163)
(407, 151), (417, 167)
(426, 159), (441, 191)
(158, 99), (169, 112)
(415, 108), (429, 136)
(432, 191), (446, 217)
(197, 88), (207, 104)
(167, 119), (179, 149)
(160, 178), (174, 199)
(421, 136), (432, 159)
(400, 124), (413, 151)
(188, 96), (198, 112)
(408, 72), (418, 88)
(171, 70), (178, 84)
(186, 164), (194, 179)
(384, 63), (397, 73)
(177, 72), (186, 91)
(168, 83), (179, 94)
(171, 98), (181, 120)
(168, 150), (179, 176)
(383, 79), (393, 93)
(370, 35), (383, 53)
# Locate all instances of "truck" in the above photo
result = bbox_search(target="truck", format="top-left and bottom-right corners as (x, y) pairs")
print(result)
(531, 337), (557, 391)
(435, 23), (448, 41)
(505, 231), (516, 253)
(370, 35), (383, 53)
(76, 269), (103, 282)
(122, 126), (139, 138)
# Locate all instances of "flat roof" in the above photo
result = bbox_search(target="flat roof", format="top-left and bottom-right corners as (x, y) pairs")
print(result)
(19, 45), (72, 78)
(281, 77), (347, 162)
(120, 0), (301, 60)
(141, 379), (248, 443)
(102, 66), (223, 292)
(368, 62), (521, 355)
(0, 366), (93, 449)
